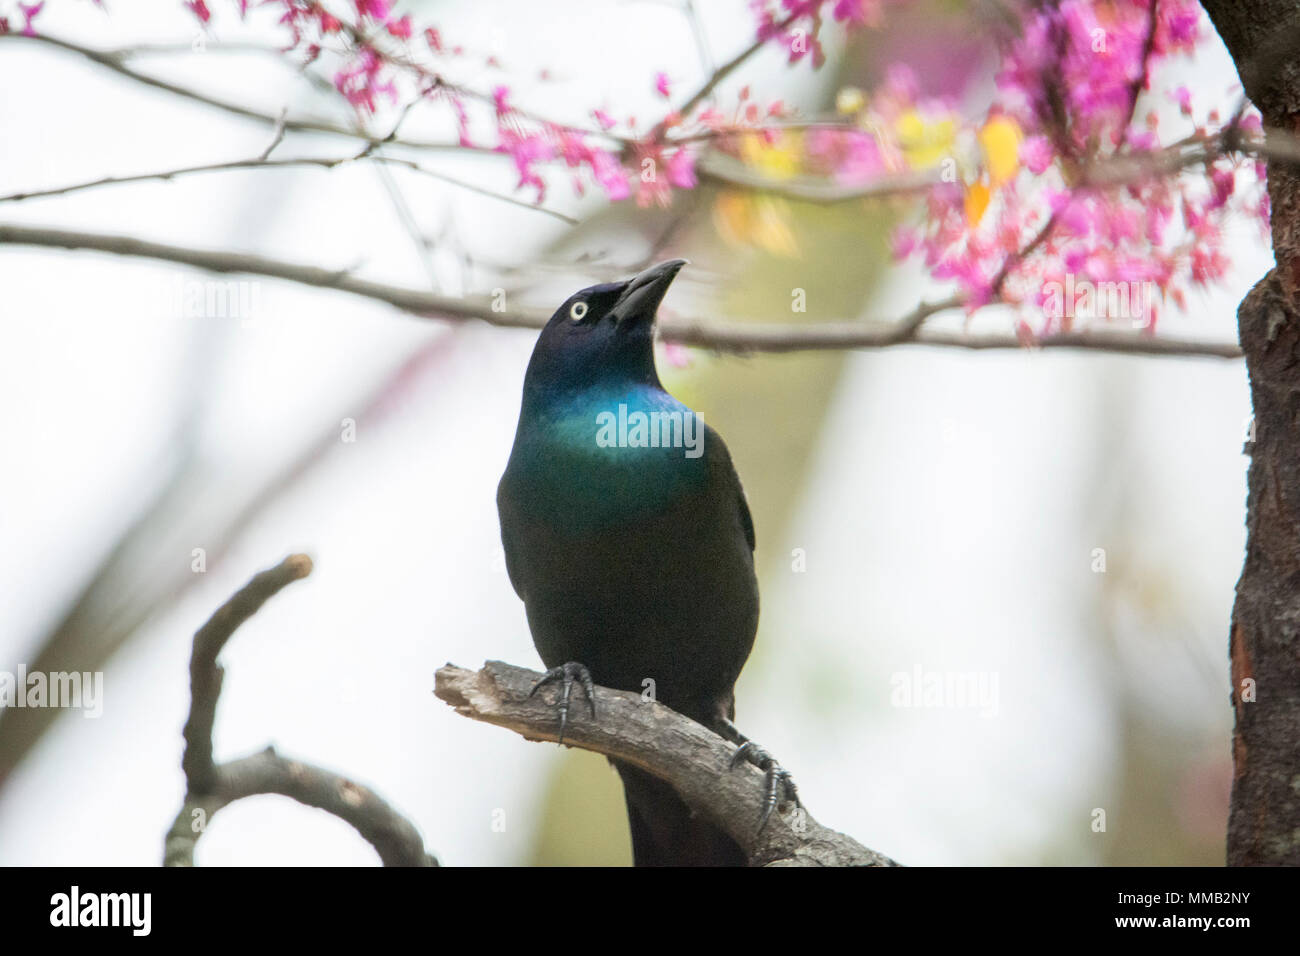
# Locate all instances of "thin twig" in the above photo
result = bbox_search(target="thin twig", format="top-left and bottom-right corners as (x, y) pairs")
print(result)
(663, 8), (805, 134)
(182, 554), (313, 793)
(0, 154), (579, 224)
(0, 31), (474, 152)
(258, 109), (290, 161)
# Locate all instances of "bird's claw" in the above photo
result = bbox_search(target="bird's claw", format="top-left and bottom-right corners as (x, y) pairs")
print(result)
(730, 741), (801, 831)
(529, 661), (597, 745)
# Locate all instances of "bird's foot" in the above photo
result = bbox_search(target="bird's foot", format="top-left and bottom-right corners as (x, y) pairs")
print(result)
(729, 741), (802, 832)
(528, 661), (597, 745)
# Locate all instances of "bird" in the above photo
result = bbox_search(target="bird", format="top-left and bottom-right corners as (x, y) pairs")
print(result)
(497, 259), (795, 866)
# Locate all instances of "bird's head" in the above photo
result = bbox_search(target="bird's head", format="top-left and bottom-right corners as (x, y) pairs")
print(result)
(522, 259), (687, 395)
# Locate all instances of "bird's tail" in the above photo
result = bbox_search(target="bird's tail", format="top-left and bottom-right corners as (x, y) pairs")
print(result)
(614, 762), (746, 866)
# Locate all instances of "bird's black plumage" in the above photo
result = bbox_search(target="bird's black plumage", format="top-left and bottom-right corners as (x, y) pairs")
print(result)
(497, 260), (762, 866)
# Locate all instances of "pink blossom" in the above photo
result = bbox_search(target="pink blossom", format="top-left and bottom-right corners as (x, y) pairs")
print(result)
(355, 0), (391, 21)
(497, 129), (555, 201)
(665, 149), (696, 188)
(891, 227), (919, 259)
(1209, 166), (1235, 209)
(590, 149), (630, 201)
(334, 48), (397, 113)
(387, 15), (413, 40)
(654, 72), (672, 98)
(1019, 135), (1053, 175)
(450, 96), (472, 147)
(883, 62), (918, 102)
(493, 86), (512, 117)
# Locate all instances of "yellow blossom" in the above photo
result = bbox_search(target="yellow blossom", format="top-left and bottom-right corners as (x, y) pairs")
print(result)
(979, 116), (1022, 187)
(964, 181), (991, 226)
(739, 131), (804, 181)
(895, 109), (957, 169)
(836, 87), (866, 115)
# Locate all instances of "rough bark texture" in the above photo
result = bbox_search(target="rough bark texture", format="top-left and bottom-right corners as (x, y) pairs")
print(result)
(435, 661), (898, 866)
(1201, 0), (1300, 865)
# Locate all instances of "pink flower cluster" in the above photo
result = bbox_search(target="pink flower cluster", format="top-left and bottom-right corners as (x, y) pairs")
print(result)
(997, 0), (1201, 154)
(0, 0), (48, 35)
(887, 0), (1267, 331)
(749, 0), (902, 68)
(14, 0), (1268, 335)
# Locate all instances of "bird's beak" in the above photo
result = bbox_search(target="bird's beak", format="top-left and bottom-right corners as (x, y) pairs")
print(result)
(610, 258), (687, 329)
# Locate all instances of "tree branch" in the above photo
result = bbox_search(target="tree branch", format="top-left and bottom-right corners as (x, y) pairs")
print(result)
(0, 153), (578, 224)
(166, 554), (436, 867)
(0, 31), (469, 152)
(0, 222), (1242, 357)
(658, 9), (806, 137)
(694, 122), (1300, 202)
(435, 661), (897, 866)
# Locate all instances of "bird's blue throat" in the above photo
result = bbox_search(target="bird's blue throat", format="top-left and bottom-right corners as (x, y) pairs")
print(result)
(508, 382), (711, 528)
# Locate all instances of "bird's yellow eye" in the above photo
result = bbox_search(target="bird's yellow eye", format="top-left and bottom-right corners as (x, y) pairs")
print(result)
(569, 301), (588, 322)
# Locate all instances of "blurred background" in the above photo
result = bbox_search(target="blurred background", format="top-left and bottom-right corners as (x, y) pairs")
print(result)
(0, 0), (1255, 865)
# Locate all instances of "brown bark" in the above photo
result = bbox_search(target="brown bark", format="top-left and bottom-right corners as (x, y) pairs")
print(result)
(435, 661), (898, 866)
(1201, 0), (1300, 865)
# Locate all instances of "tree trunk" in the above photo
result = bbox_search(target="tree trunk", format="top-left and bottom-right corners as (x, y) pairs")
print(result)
(1200, 0), (1300, 865)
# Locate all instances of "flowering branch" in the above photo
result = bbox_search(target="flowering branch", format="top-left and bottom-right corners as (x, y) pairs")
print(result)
(1, 0), (1275, 352)
(651, 7), (807, 142)
(0, 151), (579, 223)
(694, 121), (1300, 203)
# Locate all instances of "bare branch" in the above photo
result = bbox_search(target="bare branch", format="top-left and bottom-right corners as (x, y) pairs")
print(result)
(435, 661), (897, 866)
(258, 109), (290, 161)
(165, 746), (436, 867)
(0, 221), (545, 326)
(166, 554), (435, 867)
(0, 31), (471, 152)
(182, 554), (313, 792)
(0, 222), (1241, 357)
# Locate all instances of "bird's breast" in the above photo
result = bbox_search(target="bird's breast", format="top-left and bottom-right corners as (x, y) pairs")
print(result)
(502, 387), (712, 531)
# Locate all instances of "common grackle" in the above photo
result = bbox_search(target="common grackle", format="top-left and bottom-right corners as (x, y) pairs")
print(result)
(497, 259), (796, 866)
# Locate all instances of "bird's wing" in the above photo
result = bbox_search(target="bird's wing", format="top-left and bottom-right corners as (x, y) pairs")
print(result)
(496, 474), (528, 599)
(707, 424), (755, 553)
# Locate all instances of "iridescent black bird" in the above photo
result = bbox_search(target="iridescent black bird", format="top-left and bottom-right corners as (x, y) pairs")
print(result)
(497, 259), (795, 866)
